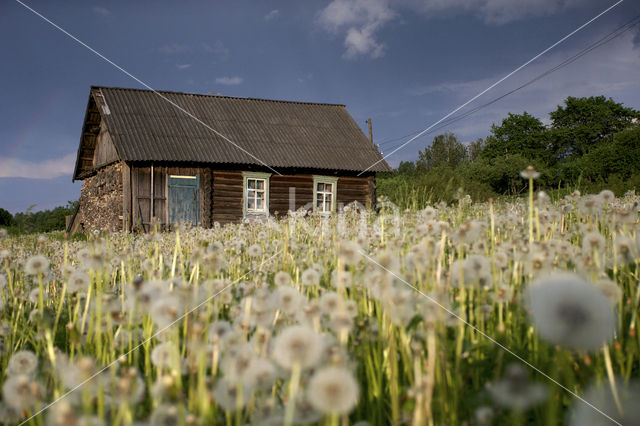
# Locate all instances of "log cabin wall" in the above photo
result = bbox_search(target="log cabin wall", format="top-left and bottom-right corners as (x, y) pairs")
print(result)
(125, 165), (376, 228)
(77, 162), (124, 232)
(210, 170), (375, 225)
(270, 174), (314, 216)
(211, 170), (243, 224)
(337, 175), (375, 209)
(128, 165), (212, 231)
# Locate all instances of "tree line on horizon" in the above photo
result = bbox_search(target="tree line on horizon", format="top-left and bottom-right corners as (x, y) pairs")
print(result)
(377, 95), (640, 207)
(0, 202), (77, 234)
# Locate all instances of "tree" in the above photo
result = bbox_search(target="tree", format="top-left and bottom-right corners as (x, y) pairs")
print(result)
(417, 132), (468, 171)
(467, 138), (485, 162)
(550, 96), (640, 157)
(396, 160), (416, 175)
(0, 208), (13, 227)
(480, 112), (551, 163)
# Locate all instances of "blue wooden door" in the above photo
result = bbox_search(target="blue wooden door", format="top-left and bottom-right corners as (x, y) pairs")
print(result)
(168, 175), (200, 225)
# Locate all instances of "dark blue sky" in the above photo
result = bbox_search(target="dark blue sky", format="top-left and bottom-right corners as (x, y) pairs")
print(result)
(2, 0), (640, 213)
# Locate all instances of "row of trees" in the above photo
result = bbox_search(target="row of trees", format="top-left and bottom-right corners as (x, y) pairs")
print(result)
(0, 202), (78, 234)
(379, 96), (640, 206)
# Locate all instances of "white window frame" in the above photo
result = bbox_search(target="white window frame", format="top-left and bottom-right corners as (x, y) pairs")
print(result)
(313, 175), (338, 215)
(242, 171), (271, 217)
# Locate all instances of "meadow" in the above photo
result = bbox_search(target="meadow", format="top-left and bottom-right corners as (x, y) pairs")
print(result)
(0, 182), (639, 425)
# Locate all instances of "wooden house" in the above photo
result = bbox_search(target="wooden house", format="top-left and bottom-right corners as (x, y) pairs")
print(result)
(69, 86), (391, 232)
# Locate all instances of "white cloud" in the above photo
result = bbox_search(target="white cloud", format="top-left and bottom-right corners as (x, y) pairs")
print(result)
(157, 43), (190, 55)
(298, 73), (314, 83)
(215, 76), (243, 86)
(202, 40), (229, 59)
(92, 6), (111, 17)
(0, 153), (76, 179)
(176, 63), (191, 70)
(264, 9), (280, 21)
(399, 0), (593, 25)
(318, 0), (593, 59)
(318, 0), (395, 59)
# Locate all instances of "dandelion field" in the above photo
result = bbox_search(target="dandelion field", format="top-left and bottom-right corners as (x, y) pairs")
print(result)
(0, 188), (639, 425)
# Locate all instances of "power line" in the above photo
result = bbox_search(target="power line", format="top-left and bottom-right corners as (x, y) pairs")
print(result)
(376, 13), (640, 154)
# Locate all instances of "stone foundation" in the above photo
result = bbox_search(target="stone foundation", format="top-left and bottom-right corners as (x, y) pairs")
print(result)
(78, 163), (123, 232)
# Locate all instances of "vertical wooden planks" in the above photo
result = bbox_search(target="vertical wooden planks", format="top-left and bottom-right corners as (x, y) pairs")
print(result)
(122, 162), (131, 231)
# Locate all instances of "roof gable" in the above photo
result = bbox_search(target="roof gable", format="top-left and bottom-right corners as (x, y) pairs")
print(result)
(73, 86), (391, 179)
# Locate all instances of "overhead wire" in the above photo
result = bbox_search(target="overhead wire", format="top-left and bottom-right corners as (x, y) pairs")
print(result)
(376, 14), (640, 154)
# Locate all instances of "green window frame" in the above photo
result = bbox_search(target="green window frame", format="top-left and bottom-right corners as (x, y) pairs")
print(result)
(242, 171), (271, 217)
(313, 175), (338, 214)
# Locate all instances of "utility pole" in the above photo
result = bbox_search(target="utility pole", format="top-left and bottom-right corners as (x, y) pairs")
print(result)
(367, 118), (373, 145)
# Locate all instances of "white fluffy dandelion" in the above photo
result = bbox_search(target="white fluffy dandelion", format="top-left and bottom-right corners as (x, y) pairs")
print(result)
(308, 366), (360, 415)
(274, 270), (292, 286)
(67, 270), (90, 293)
(525, 272), (616, 351)
(149, 295), (183, 329)
(151, 342), (180, 369)
(337, 241), (362, 266)
(25, 255), (50, 276)
(247, 243), (263, 258)
(301, 268), (320, 286)
(520, 165), (540, 180)
(569, 379), (640, 426)
(2, 374), (43, 413)
(488, 363), (547, 411)
(6, 350), (38, 377)
(271, 325), (322, 370)
(275, 286), (305, 315)
(242, 358), (277, 391)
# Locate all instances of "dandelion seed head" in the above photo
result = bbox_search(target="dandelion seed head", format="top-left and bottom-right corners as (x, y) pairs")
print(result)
(247, 243), (263, 258)
(331, 269), (353, 289)
(319, 291), (342, 315)
(214, 380), (249, 411)
(275, 286), (304, 315)
(338, 241), (362, 266)
(569, 379), (640, 426)
(271, 325), (322, 370)
(526, 272), (616, 351)
(488, 363), (547, 411)
(150, 295), (183, 329)
(301, 268), (320, 286)
(25, 255), (50, 275)
(274, 270), (292, 286)
(243, 358), (277, 391)
(308, 366), (360, 415)
(520, 165), (540, 180)
(67, 270), (90, 293)
(7, 350), (38, 377)
(151, 342), (180, 369)
(2, 374), (43, 412)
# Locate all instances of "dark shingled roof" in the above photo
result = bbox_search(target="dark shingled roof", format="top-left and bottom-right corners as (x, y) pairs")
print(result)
(76, 86), (391, 176)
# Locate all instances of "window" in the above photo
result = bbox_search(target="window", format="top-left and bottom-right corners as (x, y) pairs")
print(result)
(243, 172), (271, 216)
(313, 176), (338, 214)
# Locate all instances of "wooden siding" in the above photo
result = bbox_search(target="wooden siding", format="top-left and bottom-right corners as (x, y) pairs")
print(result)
(130, 165), (210, 230)
(270, 174), (313, 216)
(337, 176), (374, 209)
(211, 170), (243, 224)
(126, 165), (376, 228)
(92, 120), (119, 168)
(210, 170), (374, 224)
